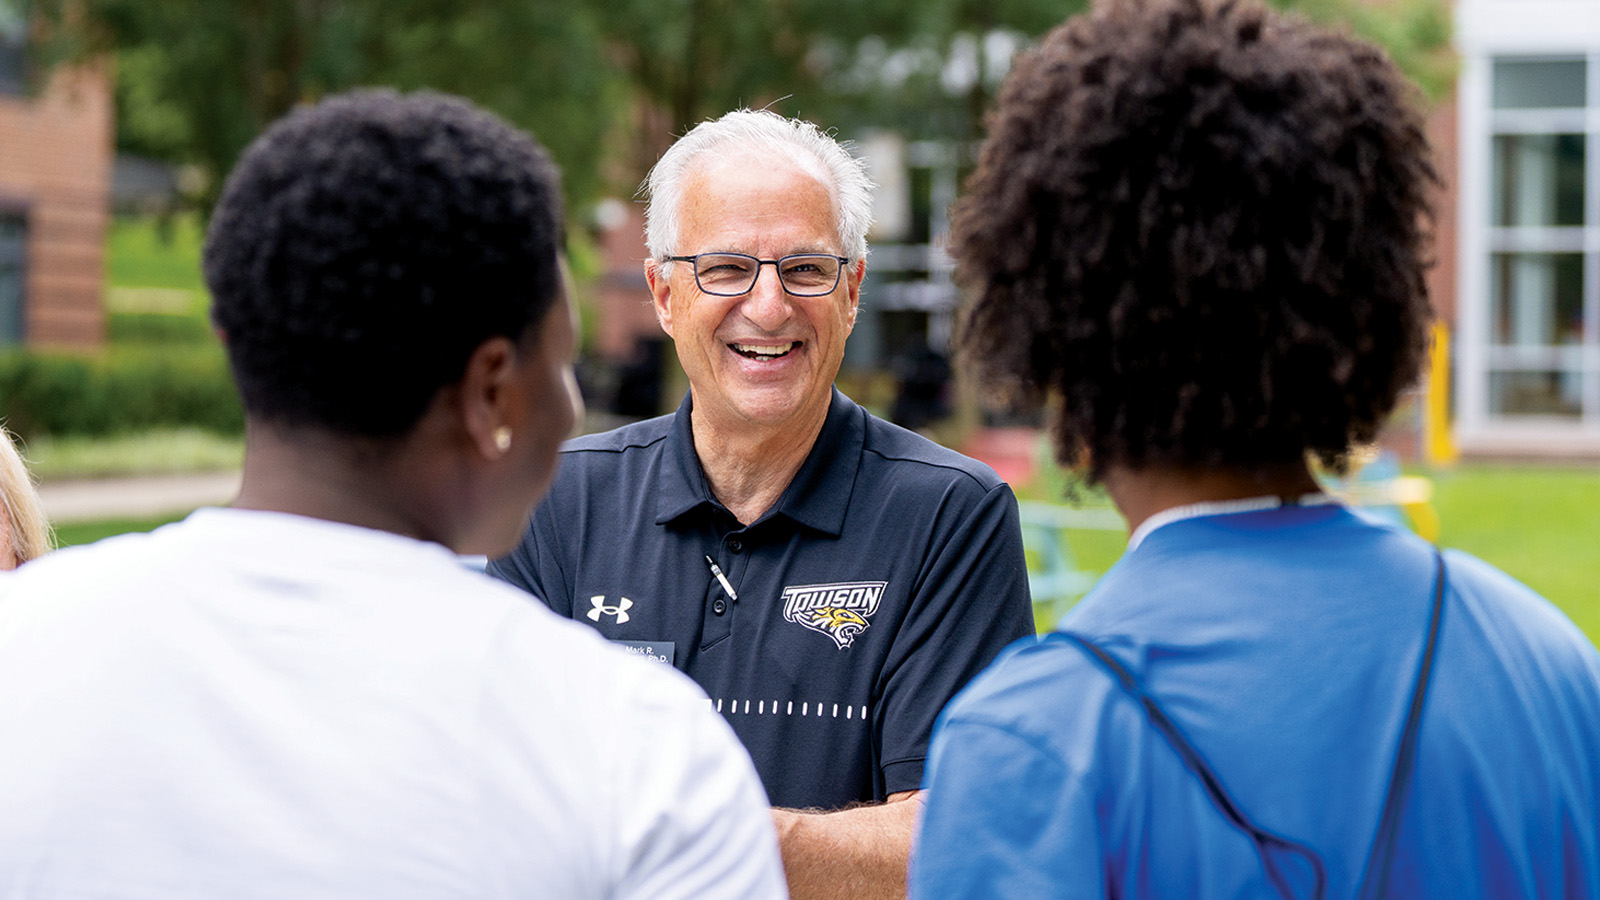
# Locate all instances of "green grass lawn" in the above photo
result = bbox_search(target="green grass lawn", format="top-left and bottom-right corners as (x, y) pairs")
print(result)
(107, 214), (208, 295)
(1020, 462), (1600, 646)
(26, 428), (242, 480)
(1428, 465), (1600, 641)
(53, 514), (185, 548)
(104, 213), (215, 343)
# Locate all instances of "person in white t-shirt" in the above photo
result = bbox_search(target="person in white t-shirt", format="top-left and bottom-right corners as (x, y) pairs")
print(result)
(0, 89), (786, 900)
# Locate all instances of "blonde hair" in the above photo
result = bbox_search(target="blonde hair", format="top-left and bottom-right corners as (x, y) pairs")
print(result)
(0, 425), (52, 566)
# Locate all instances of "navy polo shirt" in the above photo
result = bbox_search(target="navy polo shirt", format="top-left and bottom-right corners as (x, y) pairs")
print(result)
(488, 389), (1034, 810)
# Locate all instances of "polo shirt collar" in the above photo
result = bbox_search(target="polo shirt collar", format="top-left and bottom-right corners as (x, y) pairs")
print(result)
(771, 388), (862, 536)
(654, 388), (864, 537)
(655, 393), (714, 524)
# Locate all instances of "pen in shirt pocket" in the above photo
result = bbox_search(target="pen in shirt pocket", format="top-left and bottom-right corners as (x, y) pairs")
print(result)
(705, 555), (738, 603)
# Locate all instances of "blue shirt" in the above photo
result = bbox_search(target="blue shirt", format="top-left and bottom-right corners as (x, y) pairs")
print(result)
(490, 389), (1035, 809)
(913, 504), (1600, 899)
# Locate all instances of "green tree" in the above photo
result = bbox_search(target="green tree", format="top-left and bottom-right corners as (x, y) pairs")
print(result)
(37, 0), (624, 209)
(811, 0), (1451, 145)
(1272, 0), (1455, 99)
(35, 0), (1452, 213)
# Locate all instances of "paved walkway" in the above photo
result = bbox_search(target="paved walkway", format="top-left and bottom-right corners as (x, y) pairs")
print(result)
(38, 471), (241, 524)
(29, 426), (1041, 525)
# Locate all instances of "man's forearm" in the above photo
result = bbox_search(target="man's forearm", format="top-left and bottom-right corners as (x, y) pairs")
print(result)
(770, 790), (922, 900)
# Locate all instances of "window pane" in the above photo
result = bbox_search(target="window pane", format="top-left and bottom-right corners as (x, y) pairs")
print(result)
(1490, 370), (1584, 417)
(0, 0), (23, 95)
(1491, 253), (1585, 346)
(1492, 134), (1586, 226)
(0, 215), (23, 344)
(1493, 58), (1587, 109)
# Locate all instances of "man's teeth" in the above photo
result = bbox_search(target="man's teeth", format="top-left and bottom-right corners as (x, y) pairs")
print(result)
(732, 342), (797, 359)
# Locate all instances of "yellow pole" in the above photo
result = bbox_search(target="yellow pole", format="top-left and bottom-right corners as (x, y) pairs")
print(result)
(1425, 322), (1459, 466)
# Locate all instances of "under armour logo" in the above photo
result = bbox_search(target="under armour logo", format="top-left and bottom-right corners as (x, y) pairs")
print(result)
(587, 595), (633, 624)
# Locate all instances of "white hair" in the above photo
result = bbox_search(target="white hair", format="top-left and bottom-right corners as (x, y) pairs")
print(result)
(643, 109), (875, 264)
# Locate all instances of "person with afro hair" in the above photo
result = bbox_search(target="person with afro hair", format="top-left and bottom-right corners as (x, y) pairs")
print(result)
(913, 1), (1600, 898)
(0, 89), (785, 898)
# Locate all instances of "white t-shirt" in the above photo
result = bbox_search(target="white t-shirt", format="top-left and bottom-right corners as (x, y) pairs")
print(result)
(0, 508), (786, 899)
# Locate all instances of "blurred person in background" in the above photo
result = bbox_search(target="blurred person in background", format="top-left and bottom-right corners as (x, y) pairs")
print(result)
(0, 89), (784, 899)
(0, 425), (51, 568)
(913, 1), (1600, 897)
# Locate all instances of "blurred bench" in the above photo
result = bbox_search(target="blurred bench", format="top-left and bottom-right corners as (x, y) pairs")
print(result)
(1017, 501), (1125, 628)
(1017, 452), (1438, 630)
(1320, 451), (1439, 542)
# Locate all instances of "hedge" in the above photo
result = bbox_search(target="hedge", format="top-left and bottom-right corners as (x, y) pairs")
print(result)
(0, 346), (243, 439)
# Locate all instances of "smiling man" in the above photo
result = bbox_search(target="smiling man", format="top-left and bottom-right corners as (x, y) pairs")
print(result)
(489, 109), (1034, 900)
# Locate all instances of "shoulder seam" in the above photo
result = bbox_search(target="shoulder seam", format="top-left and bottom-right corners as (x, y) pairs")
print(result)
(562, 430), (669, 456)
(860, 445), (1000, 490)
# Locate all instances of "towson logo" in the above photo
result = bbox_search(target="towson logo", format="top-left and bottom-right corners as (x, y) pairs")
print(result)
(780, 581), (888, 649)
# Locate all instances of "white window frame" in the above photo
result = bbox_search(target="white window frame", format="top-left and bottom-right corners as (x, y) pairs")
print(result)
(1457, 0), (1600, 452)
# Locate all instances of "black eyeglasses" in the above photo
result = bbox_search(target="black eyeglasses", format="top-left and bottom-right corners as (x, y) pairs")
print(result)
(662, 252), (850, 297)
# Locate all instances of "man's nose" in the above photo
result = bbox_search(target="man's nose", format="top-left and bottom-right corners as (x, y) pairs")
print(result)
(740, 265), (792, 328)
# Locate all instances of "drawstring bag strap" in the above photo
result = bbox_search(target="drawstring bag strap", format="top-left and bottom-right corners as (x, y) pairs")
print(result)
(1062, 633), (1327, 900)
(1357, 546), (1446, 900)
(1062, 547), (1447, 900)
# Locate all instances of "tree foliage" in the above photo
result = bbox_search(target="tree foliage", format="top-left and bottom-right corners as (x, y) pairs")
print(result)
(36, 0), (622, 208)
(33, 0), (1452, 214)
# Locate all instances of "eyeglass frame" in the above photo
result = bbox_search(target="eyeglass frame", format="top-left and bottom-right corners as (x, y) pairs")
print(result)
(660, 252), (852, 297)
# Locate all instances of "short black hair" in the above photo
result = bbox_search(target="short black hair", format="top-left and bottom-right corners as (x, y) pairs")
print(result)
(953, 0), (1437, 481)
(205, 89), (565, 438)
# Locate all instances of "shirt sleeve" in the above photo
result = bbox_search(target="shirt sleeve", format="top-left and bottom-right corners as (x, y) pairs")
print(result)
(485, 503), (572, 617)
(611, 661), (790, 900)
(877, 481), (1035, 795)
(912, 716), (1105, 900)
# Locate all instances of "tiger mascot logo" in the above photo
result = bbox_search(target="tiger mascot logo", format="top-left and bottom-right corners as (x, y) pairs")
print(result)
(804, 607), (869, 649)
(781, 581), (887, 649)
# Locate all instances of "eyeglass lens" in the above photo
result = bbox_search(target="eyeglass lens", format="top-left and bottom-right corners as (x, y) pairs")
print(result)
(694, 253), (841, 296)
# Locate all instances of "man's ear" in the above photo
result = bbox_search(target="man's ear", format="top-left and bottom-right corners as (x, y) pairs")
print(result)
(645, 259), (675, 338)
(457, 335), (519, 461)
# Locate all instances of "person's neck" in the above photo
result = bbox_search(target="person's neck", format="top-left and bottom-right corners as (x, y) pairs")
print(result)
(1101, 460), (1323, 537)
(691, 400), (830, 527)
(232, 421), (450, 545)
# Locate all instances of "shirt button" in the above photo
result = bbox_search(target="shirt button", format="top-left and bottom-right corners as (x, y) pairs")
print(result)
(727, 539), (743, 553)
(712, 598), (728, 616)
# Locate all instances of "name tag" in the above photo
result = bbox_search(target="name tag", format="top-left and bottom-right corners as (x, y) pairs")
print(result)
(614, 640), (675, 665)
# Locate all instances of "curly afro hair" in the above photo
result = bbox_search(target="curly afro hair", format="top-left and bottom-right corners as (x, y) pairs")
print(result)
(952, 0), (1437, 482)
(205, 89), (565, 438)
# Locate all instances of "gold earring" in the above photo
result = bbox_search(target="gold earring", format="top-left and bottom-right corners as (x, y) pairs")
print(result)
(492, 426), (512, 453)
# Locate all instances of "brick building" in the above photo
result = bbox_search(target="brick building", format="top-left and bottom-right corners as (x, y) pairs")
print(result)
(0, 9), (113, 351)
